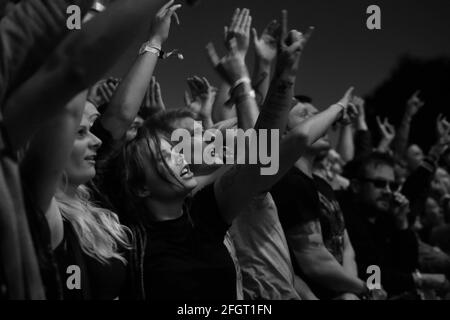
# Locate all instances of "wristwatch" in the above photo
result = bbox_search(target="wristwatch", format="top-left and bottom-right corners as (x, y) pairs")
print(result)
(138, 42), (163, 58)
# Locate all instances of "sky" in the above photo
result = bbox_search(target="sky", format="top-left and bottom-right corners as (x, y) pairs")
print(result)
(108, 0), (450, 110)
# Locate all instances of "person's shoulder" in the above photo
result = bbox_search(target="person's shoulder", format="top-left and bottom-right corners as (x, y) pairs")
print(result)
(313, 173), (331, 188)
(281, 166), (312, 186)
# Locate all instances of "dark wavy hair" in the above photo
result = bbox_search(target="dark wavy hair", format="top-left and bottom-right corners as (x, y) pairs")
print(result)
(103, 121), (182, 225)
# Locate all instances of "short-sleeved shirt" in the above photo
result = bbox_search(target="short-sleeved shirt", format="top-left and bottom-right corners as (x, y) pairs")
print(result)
(229, 193), (301, 300)
(314, 176), (346, 264)
(143, 184), (236, 300)
(271, 167), (345, 263)
(271, 167), (348, 298)
(271, 167), (320, 230)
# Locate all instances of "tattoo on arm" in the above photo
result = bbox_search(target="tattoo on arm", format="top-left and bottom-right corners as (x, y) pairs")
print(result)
(289, 219), (324, 249)
(257, 78), (294, 125)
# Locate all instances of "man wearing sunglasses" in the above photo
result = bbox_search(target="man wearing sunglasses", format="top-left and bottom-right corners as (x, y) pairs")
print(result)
(339, 151), (449, 298)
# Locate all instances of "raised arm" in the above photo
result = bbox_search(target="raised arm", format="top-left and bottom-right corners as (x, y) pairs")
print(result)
(335, 123), (355, 163)
(392, 90), (424, 159)
(185, 76), (216, 129)
(211, 8), (251, 123)
(3, 0), (168, 152)
(209, 11), (327, 223)
(100, 0), (181, 140)
(251, 20), (279, 107)
(376, 116), (396, 153)
(0, 0), (93, 107)
(352, 96), (373, 159)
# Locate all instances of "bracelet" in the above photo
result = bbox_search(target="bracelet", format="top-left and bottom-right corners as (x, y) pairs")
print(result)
(234, 89), (256, 105)
(139, 42), (162, 58)
(225, 88), (256, 107)
(230, 77), (251, 93)
(336, 102), (346, 112)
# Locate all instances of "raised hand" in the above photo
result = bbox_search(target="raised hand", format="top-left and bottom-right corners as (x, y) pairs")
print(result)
(224, 8), (252, 59)
(351, 96), (368, 130)
(406, 90), (424, 118)
(437, 114), (450, 137)
(149, 0), (182, 45)
(391, 192), (410, 229)
(275, 10), (314, 79)
(429, 114), (450, 158)
(376, 116), (396, 142)
(141, 77), (165, 119)
(335, 87), (358, 125)
(87, 77), (120, 107)
(252, 20), (280, 64)
(206, 38), (250, 86)
(352, 96), (365, 120)
(185, 76), (217, 117)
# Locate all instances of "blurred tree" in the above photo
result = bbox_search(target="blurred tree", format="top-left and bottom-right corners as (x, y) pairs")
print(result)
(365, 55), (450, 151)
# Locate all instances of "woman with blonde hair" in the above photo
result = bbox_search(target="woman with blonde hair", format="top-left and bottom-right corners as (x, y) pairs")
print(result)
(2, 0), (174, 299)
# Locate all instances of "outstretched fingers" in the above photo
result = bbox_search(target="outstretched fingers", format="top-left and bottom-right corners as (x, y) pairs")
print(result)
(206, 43), (221, 67)
(159, 0), (175, 14)
(166, 4), (182, 24)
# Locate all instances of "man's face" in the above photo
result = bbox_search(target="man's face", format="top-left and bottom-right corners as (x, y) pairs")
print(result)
(406, 144), (424, 170)
(358, 163), (397, 213)
(288, 101), (331, 153)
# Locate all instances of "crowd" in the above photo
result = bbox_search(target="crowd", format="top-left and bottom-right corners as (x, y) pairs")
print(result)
(1, 0), (450, 300)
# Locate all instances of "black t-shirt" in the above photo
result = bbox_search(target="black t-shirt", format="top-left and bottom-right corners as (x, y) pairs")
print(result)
(271, 167), (347, 298)
(271, 167), (320, 230)
(143, 184), (236, 301)
(54, 221), (127, 300)
(271, 167), (346, 262)
(314, 175), (346, 264)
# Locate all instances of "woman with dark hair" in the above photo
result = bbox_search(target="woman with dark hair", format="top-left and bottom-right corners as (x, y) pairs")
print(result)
(100, 12), (357, 298)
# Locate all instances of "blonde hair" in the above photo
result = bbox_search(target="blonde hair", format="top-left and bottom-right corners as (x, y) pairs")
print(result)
(55, 184), (131, 265)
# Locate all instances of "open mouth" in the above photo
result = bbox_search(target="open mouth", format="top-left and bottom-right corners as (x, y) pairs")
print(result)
(85, 154), (97, 164)
(180, 164), (193, 178)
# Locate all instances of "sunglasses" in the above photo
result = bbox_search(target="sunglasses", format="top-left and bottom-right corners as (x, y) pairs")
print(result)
(361, 178), (400, 192)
